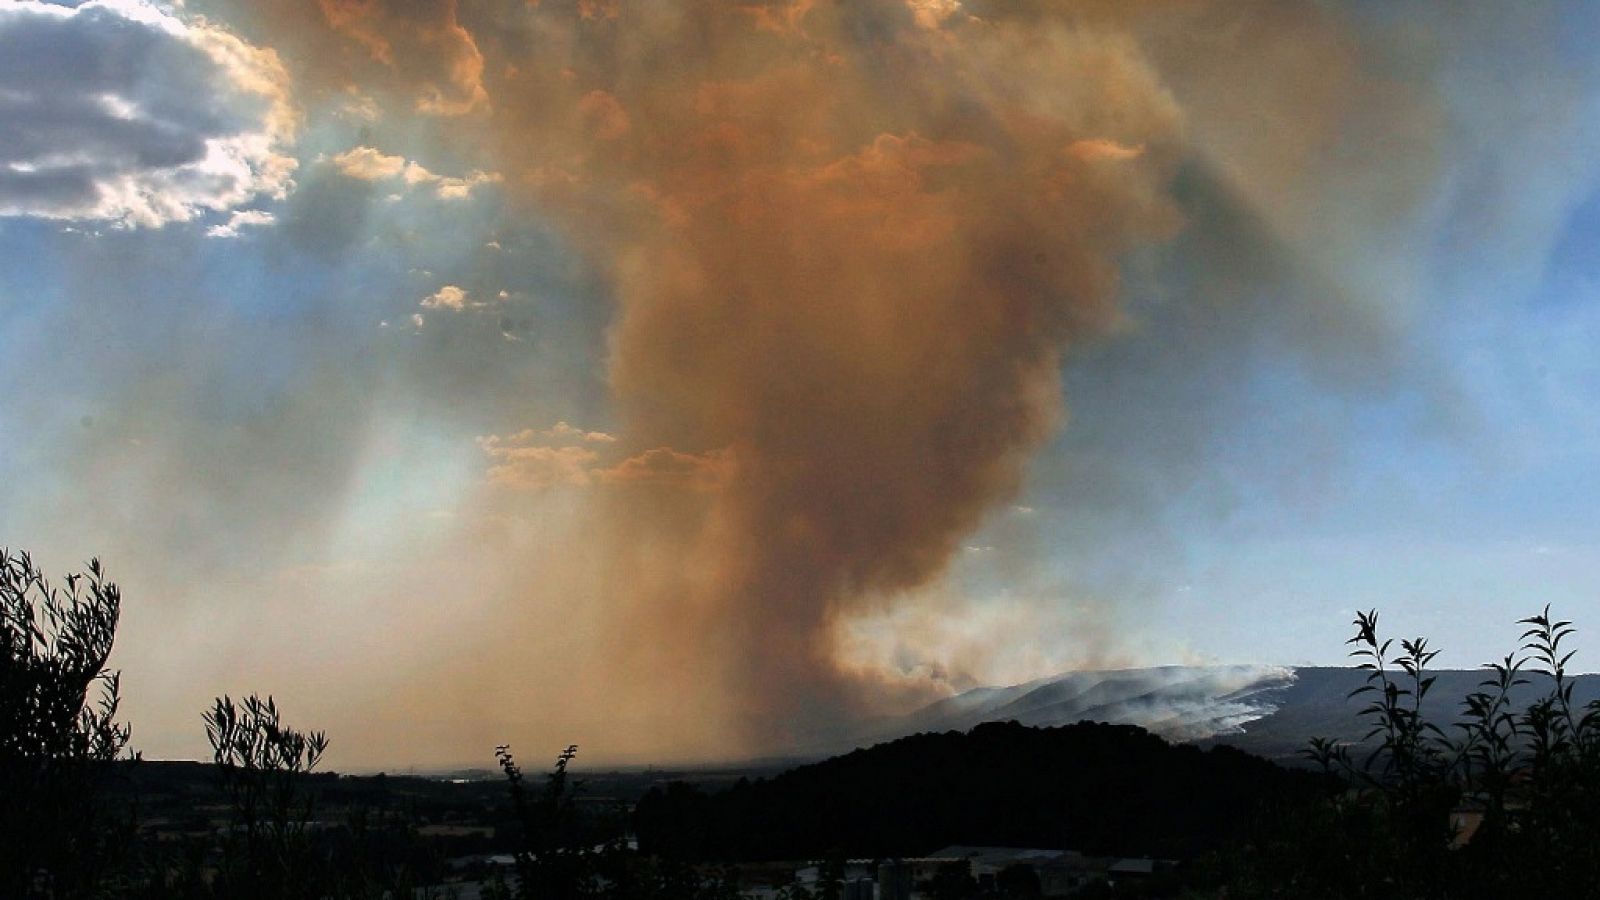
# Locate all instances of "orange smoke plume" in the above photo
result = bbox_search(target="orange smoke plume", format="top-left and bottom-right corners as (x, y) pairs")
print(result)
(255, 0), (1189, 754)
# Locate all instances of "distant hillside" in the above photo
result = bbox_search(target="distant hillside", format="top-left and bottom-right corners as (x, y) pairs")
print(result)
(851, 665), (1600, 763)
(1207, 666), (1600, 760)
(845, 665), (1294, 750)
(634, 720), (1328, 862)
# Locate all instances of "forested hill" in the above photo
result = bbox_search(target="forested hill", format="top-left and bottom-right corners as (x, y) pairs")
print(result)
(634, 720), (1328, 862)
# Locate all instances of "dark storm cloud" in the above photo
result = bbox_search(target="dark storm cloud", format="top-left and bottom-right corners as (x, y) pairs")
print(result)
(0, 1), (295, 225)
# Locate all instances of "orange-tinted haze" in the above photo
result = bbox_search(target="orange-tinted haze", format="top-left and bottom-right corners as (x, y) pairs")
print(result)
(248, 0), (1181, 754)
(204, 0), (1412, 760)
(494, 3), (1183, 749)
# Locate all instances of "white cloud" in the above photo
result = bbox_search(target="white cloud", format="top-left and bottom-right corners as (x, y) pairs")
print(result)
(0, 1), (297, 227)
(419, 283), (518, 313)
(434, 170), (500, 200)
(331, 146), (408, 181)
(205, 208), (275, 238)
(478, 441), (599, 490)
(474, 423), (631, 490)
(330, 145), (500, 200)
(482, 423), (618, 448)
(546, 421), (617, 444)
(421, 284), (469, 311)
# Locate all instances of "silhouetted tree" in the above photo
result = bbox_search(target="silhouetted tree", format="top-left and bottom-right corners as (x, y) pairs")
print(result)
(490, 743), (742, 900)
(494, 742), (595, 900)
(203, 694), (330, 899)
(1221, 606), (1600, 898)
(0, 549), (134, 898)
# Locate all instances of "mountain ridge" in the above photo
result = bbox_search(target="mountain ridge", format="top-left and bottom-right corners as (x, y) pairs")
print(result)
(841, 664), (1600, 762)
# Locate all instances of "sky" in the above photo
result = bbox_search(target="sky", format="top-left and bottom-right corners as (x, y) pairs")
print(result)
(3, 0), (1600, 769)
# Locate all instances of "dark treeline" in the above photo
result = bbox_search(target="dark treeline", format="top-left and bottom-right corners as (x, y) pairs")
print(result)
(9, 547), (1600, 898)
(635, 720), (1327, 862)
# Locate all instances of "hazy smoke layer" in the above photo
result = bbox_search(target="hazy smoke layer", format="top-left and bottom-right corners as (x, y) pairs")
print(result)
(140, 0), (1528, 762)
(198, 0), (1411, 757)
(481, 2), (1187, 746)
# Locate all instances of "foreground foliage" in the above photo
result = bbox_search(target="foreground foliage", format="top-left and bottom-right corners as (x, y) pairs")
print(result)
(0, 550), (134, 898)
(484, 744), (741, 900)
(1212, 607), (1600, 899)
(6, 547), (1600, 898)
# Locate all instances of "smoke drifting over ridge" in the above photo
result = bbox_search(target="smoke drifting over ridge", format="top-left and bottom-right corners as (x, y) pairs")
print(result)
(400, 2), (1185, 746)
(21, 0), (1600, 767)
(180, 0), (1431, 757)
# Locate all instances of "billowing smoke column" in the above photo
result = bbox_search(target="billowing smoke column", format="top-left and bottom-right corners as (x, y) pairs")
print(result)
(530, 3), (1186, 744)
(257, 0), (1188, 751)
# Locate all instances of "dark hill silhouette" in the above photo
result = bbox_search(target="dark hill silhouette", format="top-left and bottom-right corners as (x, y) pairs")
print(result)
(634, 720), (1327, 862)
